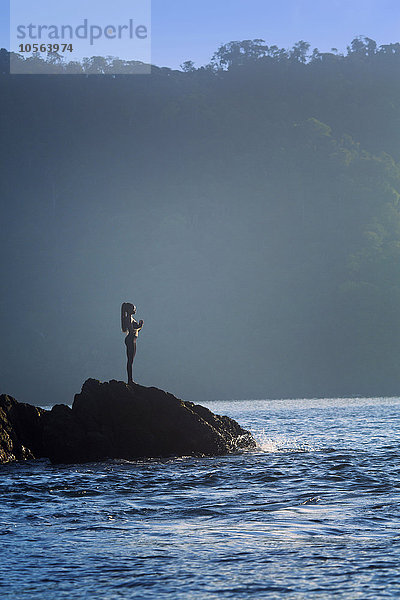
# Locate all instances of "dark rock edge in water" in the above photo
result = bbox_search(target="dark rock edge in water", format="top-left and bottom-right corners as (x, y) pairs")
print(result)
(0, 379), (256, 464)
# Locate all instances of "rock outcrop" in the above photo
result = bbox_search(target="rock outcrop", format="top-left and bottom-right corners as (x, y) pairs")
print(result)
(0, 380), (256, 464)
(0, 395), (45, 463)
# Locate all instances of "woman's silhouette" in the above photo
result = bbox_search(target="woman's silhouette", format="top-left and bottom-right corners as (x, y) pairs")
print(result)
(121, 303), (143, 385)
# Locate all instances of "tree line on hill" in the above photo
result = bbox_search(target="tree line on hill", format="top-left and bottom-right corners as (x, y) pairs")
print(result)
(1, 36), (400, 400)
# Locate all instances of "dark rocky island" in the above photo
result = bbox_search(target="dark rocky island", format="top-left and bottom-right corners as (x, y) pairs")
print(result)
(0, 379), (256, 464)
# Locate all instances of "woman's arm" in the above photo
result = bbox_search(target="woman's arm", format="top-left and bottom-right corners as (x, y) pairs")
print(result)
(132, 318), (144, 332)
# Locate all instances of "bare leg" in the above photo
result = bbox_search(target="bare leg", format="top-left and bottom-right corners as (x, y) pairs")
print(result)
(126, 339), (137, 385)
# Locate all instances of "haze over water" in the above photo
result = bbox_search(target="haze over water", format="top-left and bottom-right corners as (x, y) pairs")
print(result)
(1, 396), (399, 599)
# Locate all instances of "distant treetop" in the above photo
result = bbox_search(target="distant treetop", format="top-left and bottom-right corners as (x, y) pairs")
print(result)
(2, 36), (400, 75)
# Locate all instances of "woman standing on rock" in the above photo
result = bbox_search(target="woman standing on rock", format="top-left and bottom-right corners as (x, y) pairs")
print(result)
(121, 303), (143, 386)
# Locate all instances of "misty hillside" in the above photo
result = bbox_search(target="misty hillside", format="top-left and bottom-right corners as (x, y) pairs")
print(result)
(1, 36), (400, 404)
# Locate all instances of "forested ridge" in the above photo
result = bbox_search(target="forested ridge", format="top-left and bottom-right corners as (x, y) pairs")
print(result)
(1, 36), (400, 402)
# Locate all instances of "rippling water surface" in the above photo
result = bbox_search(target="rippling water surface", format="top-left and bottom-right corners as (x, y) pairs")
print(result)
(1, 397), (400, 599)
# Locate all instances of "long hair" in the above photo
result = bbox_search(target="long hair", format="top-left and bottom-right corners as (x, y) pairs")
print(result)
(121, 302), (136, 332)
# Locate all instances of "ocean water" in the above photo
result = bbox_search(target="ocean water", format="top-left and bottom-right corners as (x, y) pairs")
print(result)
(1, 396), (400, 599)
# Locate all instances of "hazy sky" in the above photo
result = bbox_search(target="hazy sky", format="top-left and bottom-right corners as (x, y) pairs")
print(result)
(1, 0), (400, 68)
